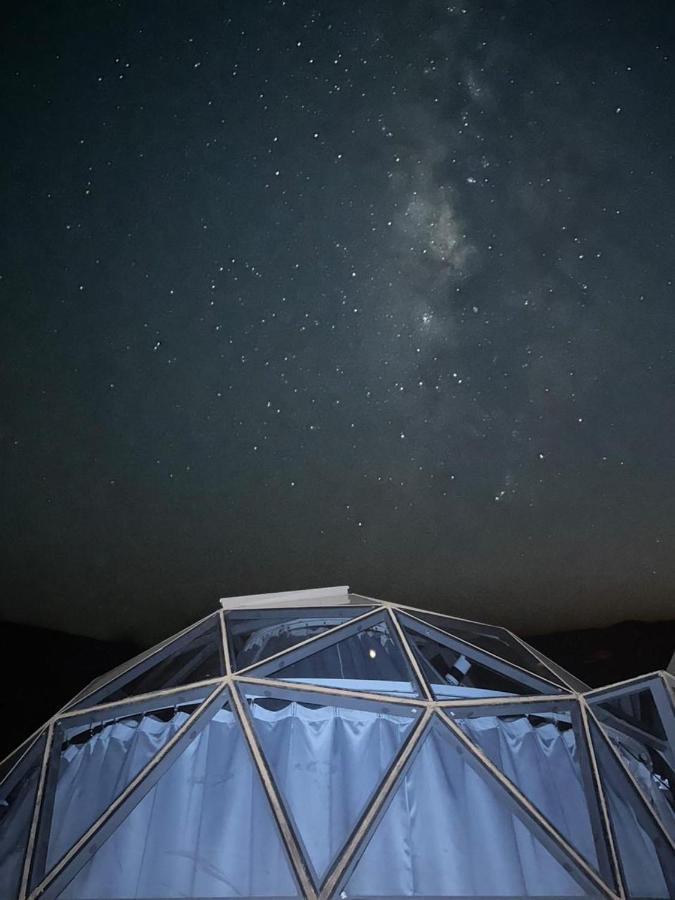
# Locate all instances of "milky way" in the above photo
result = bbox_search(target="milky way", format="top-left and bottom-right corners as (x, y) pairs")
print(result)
(1, 0), (674, 642)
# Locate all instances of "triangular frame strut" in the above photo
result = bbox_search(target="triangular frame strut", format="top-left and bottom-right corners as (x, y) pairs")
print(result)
(5, 593), (672, 900)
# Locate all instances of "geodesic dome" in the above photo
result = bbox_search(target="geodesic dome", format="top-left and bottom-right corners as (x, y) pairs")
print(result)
(1, 586), (673, 899)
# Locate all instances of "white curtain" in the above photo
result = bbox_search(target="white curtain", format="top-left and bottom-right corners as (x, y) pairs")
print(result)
(0, 702), (666, 897)
(589, 729), (671, 899)
(0, 758), (40, 899)
(48, 712), (190, 871)
(345, 723), (584, 897)
(251, 701), (416, 880)
(59, 708), (297, 898)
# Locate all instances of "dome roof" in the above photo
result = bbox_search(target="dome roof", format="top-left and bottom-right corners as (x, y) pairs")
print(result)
(1, 588), (673, 899)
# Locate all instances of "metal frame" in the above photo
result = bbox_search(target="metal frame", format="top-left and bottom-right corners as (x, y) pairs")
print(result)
(61, 611), (224, 714)
(0, 731), (43, 790)
(28, 684), (230, 899)
(0, 591), (670, 899)
(584, 706), (675, 896)
(228, 684), (316, 898)
(509, 631), (591, 692)
(0, 731), (48, 899)
(584, 702), (675, 852)
(230, 604), (379, 675)
(237, 674), (422, 709)
(234, 682), (424, 896)
(0, 736), (46, 807)
(435, 711), (617, 897)
(573, 700), (625, 894)
(436, 696), (623, 892)
(586, 673), (675, 798)
(320, 708), (433, 898)
(57, 679), (221, 725)
(584, 670), (665, 700)
(386, 606), (434, 701)
(393, 601), (577, 690)
(655, 672), (675, 751)
(58, 609), (223, 713)
(218, 608), (231, 676)
(235, 607), (425, 699)
(397, 609), (569, 696)
(587, 672), (675, 737)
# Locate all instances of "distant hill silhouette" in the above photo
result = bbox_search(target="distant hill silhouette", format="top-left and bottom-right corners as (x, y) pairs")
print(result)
(1, 616), (673, 759)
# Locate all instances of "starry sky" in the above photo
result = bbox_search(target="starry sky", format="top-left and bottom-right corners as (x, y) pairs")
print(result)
(1, 0), (674, 645)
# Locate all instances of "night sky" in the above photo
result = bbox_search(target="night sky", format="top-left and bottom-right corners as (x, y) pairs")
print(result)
(2, 1), (674, 646)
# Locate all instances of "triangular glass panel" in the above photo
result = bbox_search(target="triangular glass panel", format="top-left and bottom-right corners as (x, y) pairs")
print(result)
(227, 606), (373, 670)
(398, 614), (553, 700)
(341, 720), (596, 896)
(450, 704), (616, 889)
(521, 645), (591, 693)
(245, 688), (419, 884)
(63, 624), (206, 711)
(40, 702), (200, 878)
(589, 688), (675, 837)
(590, 683), (667, 742)
(71, 616), (224, 709)
(57, 701), (300, 899)
(0, 732), (47, 898)
(405, 609), (570, 689)
(0, 735), (40, 787)
(588, 718), (675, 898)
(250, 615), (421, 697)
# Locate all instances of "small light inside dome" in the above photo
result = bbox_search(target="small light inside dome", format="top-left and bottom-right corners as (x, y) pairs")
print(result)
(368, 648), (377, 659)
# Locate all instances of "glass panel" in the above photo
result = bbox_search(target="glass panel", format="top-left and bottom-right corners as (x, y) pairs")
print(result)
(0, 733), (46, 898)
(72, 617), (224, 709)
(589, 719), (674, 898)
(44, 704), (198, 875)
(266, 618), (420, 697)
(406, 610), (570, 688)
(58, 703), (299, 899)
(399, 617), (544, 700)
(591, 701), (675, 838)
(228, 606), (370, 670)
(341, 720), (593, 897)
(521, 646), (591, 693)
(667, 676), (675, 705)
(451, 707), (613, 886)
(591, 687), (666, 742)
(246, 689), (418, 883)
(0, 737), (38, 787)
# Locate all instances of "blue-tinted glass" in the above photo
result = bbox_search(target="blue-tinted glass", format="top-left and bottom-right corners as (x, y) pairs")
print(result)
(590, 700), (675, 838)
(453, 709), (611, 885)
(589, 719), (674, 898)
(271, 620), (419, 696)
(0, 734), (46, 898)
(59, 703), (299, 899)
(591, 687), (666, 742)
(228, 606), (370, 670)
(45, 705), (198, 874)
(73, 619), (224, 709)
(407, 611), (568, 688)
(342, 722), (591, 897)
(400, 619), (538, 700)
(0, 737), (38, 786)
(247, 691), (417, 883)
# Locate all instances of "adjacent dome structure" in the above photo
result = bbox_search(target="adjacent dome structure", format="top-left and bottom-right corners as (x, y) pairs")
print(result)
(1, 586), (673, 899)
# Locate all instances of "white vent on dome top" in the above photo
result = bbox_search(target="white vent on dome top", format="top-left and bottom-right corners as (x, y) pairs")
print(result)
(220, 585), (354, 610)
